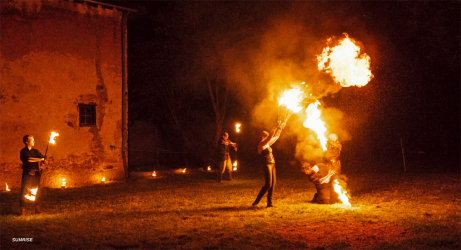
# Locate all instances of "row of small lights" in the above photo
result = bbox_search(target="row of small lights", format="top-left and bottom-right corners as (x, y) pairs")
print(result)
(5, 163), (238, 191)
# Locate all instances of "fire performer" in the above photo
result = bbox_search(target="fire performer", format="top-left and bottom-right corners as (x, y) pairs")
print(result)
(19, 135), (46, 216)
(325, 134), (342, 203)
(217, 132), (237, 183)
(252, 122), (286, 208)
(302, 162), (336, 204)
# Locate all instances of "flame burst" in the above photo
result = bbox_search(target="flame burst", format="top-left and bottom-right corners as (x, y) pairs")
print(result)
(303, 101), (328, 151)
(236, 124), (241, 133)
(279, 88), (304, 113)
(101, 177), (105, 182)
(49, 132), (59, 144)
(333, 180), (351, 206)
(317, 34), (373, 87)
(24, 188), (38, 201)
(6, 183), (11, 191)
(61, 178), (66, 187)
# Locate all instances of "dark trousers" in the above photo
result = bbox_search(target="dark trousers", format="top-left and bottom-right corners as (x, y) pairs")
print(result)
(254, 163), (276, 206)
(20, 171), (41, 207)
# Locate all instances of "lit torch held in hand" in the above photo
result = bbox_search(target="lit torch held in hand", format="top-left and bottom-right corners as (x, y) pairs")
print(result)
(42, 132), (59, 172)
(233, 123), (240, 171)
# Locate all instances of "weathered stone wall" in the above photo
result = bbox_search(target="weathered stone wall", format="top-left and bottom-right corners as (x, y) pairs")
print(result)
(1, 0), (126, 189)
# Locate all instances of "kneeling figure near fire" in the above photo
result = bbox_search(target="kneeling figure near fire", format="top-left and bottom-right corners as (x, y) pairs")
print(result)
(302, 162), (336, 204)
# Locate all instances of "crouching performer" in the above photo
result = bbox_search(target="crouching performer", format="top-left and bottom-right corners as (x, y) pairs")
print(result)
(302, 162), (336, 204)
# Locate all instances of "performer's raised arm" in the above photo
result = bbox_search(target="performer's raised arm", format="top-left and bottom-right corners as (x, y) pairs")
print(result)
(258, 122), (286, 154)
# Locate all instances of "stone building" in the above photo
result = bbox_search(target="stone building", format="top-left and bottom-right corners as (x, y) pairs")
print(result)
(0, 0), (134, 189)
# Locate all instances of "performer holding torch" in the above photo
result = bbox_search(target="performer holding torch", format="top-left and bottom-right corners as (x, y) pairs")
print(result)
(217, 132), (237, 183)
(252, 121), (286, 208)
(19, 135), (46, 216)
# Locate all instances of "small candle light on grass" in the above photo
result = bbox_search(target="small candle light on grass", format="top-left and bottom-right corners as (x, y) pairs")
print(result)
(6, 183), (11, 192)
(61, 178), (66, 188)
(152, 171), (156, 177)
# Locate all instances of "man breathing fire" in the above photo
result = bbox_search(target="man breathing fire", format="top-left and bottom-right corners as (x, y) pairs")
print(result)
(302, 134), (342, 204)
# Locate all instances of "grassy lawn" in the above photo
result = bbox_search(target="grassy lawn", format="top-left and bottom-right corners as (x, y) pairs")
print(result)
(1, 168), (460, 249)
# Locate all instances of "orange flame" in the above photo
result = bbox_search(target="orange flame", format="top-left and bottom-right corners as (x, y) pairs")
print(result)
(6, 183), (11, 191)
(233, 161), (237, 171)
(207, 166), (211, 171)
(317, 34), (373, 87)
(279, 88), (304, 113)
(333, 179), (351, 206)
(61, 178), (66, 187)
(236, 124), (241, 133)
(24, 188), (38, 201)
(303, 101), (327, 151)
(152, 171), (156, 177)
(49, 132), (59, 144)
(182, 168), (186, 173)
(101, 177), (105, 182)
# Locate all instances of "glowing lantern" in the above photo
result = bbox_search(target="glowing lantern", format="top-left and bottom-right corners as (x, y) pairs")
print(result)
(24, 188), (38, 201)
(6, 183), (11, 192)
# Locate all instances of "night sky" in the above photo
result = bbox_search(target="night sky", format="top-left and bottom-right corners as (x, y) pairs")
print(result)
(110, 1), (459, 172)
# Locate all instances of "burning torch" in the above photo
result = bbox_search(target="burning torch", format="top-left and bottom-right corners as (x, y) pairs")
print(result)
(278, 88), (304, 124)
(42, 132), (59, 172)
(233, 123), (241, 171)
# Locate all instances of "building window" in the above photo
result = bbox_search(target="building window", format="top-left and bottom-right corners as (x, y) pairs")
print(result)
(79, 104), (96, 127)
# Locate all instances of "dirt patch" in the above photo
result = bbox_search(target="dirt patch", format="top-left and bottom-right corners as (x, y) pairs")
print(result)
(275, 221), (413, 249)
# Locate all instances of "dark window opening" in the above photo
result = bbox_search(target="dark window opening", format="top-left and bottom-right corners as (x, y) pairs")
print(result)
(79, 104), (96, 127)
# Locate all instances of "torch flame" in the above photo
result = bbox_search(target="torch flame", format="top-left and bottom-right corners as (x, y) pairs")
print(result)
(236, 124), (241, 133)
(182, 168), (186, 173)
(303, 101), (328, 151)
(317, 34), (373, 88)
(49, 132), (59, 144)
(6, 183), (11, 191)
(279, 88), (304, 113)
(333, 179), (351, 206)
(61, 178), (66, 187)
(24, 188), (38, 201)
(152, 171), (156, 177)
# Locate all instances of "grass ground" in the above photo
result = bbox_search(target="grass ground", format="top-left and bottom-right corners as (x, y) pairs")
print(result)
(1, 168), (460, 249)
